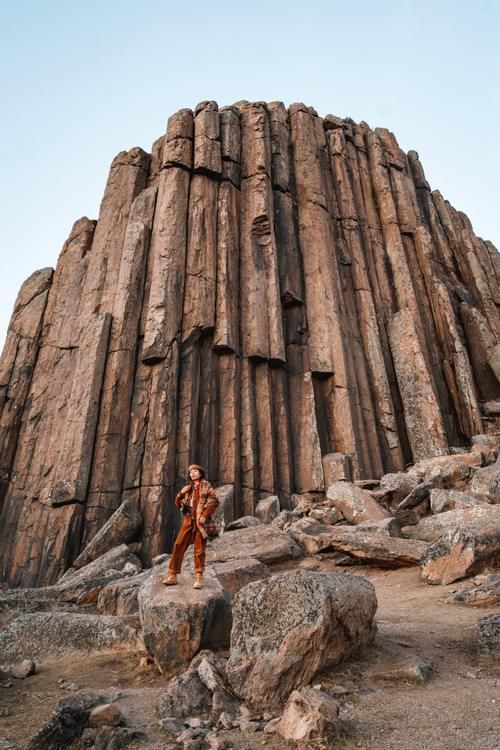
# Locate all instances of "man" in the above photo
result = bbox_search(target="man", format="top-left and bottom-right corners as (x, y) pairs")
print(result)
(163, 464), (219, 589)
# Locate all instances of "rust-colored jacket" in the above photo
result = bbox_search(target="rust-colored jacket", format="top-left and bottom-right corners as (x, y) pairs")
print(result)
(175, 479), (219, 539)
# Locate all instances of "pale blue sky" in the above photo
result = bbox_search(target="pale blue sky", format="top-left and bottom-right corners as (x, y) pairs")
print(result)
(1, 0), (499, 348)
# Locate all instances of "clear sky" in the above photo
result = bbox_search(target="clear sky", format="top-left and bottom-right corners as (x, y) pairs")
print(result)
(1, 0), (498, 348)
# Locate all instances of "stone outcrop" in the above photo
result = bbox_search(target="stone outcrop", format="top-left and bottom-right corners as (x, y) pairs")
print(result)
(225, 571), (377, 708)
(72, 499), (142, 569)
(476, 614), (500, 659)
(0, 612), (144, 662)
(289, 518), (426, 565)
(275, 687), (341, 745)
(420, 522), (500, 584)
(1, 100), (499, 586)
(137, 567), (231, 673)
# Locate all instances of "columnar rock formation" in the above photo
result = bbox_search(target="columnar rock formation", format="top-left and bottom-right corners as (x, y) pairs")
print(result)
(1, 100), (499, 587)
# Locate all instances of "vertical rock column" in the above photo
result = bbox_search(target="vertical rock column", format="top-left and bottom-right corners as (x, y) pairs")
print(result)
(346, 123), (413, 467)
(0, 214), (107, 585)
(78, 149), (150, 318)
(366, 130), (453, 460)
(267, 102), (297, 501)
(383, 136), (462, 445)
(0, 268), (53, 509)
(413, 226), (483, 439)
(176, 101), (221, 485)
(215, 106), (241, 507)
(82, 184), (157, 543)
(389, 309), (448, 461)
(129, 109), (193, 560)
(406, 150), (485, 442)
(290, 104), (361, 474)
(238, 102), (286, 512)
(327, 123), (401, 475)
(268, 102), (323, 493)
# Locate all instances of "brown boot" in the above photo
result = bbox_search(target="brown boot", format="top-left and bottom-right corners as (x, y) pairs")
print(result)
(193, 573), (203, 589)
(162, 572), (178, 586)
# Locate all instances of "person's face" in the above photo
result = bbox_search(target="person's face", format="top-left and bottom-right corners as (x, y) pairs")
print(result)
(189, 467), (202, 481)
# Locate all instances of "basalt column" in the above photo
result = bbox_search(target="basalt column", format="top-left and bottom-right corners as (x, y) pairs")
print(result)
(127, 109), (193, 561)
(1, 100), (498, 587)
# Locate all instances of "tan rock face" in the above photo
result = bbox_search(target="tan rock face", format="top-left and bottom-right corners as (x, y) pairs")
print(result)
(326, 481), (391, 523)
(276, 686), (341, 744)
(1, 100), (498, 586)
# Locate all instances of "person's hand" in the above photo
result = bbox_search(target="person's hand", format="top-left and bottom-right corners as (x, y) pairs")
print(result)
(199, 516), (206, 525)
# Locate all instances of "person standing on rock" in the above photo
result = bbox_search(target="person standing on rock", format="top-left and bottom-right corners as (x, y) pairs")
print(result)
(163, 464), (219, 589)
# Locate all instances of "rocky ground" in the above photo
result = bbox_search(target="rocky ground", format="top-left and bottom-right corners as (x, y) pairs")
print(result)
(1, 439), (499, 749)
(1, 563), (498, 750)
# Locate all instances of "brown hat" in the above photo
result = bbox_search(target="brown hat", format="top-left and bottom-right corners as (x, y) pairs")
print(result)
(188, 464), (206, 477)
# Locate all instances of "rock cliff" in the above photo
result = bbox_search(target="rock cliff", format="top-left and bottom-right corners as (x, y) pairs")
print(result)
(1, 100), (499, 586)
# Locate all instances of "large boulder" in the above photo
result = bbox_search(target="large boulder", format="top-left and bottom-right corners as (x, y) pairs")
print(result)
(72, 500), (142, 569)
(138, 567), (231, 673)
(325, 529), (428, 567)
(97, 568), (154, 615)
(209, 557), (270, 600)
(430, 488), (490, 514)
(322, 452), (352, 485)
(477, 614), (500, 659)
(470, 459), (500, 502)
(326, 481), (390, 523)
(289, 518), (424, 566)
(55, 544), (142, 599)
(408, 451), (483, 480)
(420, 523), (500, 585)
(211, 485), (236, 531)
(255, 495), (280, 524)
(275, 686), (341, 745)
(453, 574), (500, 607)
(206, 524), (302, 564)
(225, 571), (377, 709)
(158, 650), (237, 721)
(288, 518), (340, 555)
(404, 506), (500, 542)
(379, 472), (420, 500)
(0, 612), (143, 663)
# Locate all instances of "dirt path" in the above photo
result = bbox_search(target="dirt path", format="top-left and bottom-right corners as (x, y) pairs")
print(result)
(0, 564), (498, 750)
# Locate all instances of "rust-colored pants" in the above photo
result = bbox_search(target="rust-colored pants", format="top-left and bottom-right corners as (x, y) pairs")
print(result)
(168, 518), (207, 574)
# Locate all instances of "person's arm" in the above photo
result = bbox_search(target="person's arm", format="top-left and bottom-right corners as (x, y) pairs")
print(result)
(175, 485), (190, 509)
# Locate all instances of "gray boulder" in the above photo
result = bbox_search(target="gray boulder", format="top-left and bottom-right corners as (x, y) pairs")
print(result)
(225, 516), (262, 531)
(55, 544), (142, 602)
(255, 495), (280, 524)
(97, 568), (155, 615)
(138, 567), (231, 673)
(477, 614), (500, 660)
(275, 686), (341, 745)
(0, 612), (144, 663)
(211, 485), (236, 532)
(430, 488), (489, 514)
(404, 505), (500, 542)
(206, 524), (301, 565)
(72, 500), (142, 569)
(470, 458), (500, 502)
(225, 571), (377, 708)
(326, 481), (390, 523)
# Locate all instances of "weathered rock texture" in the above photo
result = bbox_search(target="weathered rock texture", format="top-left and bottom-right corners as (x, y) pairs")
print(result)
(225, 571), (377, 709)
(1, 100), (499, 586)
